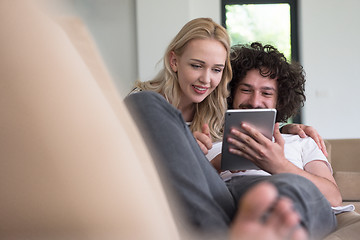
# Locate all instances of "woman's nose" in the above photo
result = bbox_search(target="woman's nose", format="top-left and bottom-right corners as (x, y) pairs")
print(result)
(199, 70), (211, 84)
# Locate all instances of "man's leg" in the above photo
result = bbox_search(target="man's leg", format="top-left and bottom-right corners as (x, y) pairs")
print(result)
(227, 173), (337, 239)
(125, 91), (236, 233)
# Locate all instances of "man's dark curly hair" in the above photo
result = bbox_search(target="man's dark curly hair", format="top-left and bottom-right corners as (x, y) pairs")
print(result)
(228, 42), (306, 122)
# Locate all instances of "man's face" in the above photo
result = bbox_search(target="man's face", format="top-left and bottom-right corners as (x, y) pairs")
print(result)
(232, 69), (278, 109)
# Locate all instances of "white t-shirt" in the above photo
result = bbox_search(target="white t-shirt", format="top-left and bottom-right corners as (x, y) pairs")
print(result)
(206, 134), (332, 181)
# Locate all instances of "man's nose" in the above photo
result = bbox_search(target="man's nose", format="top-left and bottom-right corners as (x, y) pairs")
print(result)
(249, 93), (262, 108)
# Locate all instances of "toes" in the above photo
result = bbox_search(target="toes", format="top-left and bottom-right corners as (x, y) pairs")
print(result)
(238, 182), (278, 221)
(230, 182), (308, 240)
(266, 197), (308, 239)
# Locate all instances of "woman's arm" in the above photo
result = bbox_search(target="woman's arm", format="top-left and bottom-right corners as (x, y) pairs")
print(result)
(281, 123), (328, 157)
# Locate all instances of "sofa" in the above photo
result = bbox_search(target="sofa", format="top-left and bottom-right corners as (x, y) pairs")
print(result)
(1, 1), (359, 239)
(323, 139), (360, 239)
(325, 139), (360, 213)
(1, 2), (179, 239)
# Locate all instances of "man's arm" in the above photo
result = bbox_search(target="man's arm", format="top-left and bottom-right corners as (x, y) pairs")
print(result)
(228, 123), (342, 207)
(209, 154), (222, 173)
(272, 158), (342, 207)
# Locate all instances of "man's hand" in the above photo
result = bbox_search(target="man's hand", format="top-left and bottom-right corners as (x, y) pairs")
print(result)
(281, 123), (328, 157)
(193, 123), (212, 155)
(228, 123), (289, 173)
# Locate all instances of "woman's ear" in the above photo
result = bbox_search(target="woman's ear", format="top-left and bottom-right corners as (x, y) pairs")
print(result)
(169, 51), (178, 72)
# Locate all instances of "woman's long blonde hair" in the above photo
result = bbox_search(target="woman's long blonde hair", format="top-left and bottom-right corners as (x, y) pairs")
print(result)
(134, 18), (232, 141)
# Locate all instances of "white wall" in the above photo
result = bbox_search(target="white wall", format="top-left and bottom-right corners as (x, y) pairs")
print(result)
(136, 0), (220, 82)
(46, 0), (137, 98)
(299, 0), (360, 139)
(48, 0), (360, 139)
(136, 0), (190, 82)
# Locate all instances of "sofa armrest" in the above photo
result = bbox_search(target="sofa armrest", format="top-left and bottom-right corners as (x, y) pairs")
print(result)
(325, 139), (360, 212)
(325, 139), (360, 172)
(334, 171), (360, 201)
(0, 2), (179, 239)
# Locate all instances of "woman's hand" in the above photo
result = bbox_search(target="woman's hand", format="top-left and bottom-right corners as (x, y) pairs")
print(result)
(193, 123), (212, 155)
(281, 123), (328, 157)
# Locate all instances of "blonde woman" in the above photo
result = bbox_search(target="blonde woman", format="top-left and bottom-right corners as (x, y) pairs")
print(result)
(133, 17), (327, 157)
(134, 17), (231, 143)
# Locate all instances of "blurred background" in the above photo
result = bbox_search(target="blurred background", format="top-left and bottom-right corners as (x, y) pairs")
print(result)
(46, 0), (360, 140)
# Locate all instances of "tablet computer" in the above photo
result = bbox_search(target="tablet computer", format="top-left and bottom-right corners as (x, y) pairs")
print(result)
(221, 109), (277, 170)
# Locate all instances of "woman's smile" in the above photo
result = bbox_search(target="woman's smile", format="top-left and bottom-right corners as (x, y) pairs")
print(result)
(192, 84), (209, 94)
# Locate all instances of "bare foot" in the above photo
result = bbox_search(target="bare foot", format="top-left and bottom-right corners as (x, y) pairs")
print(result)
(229, 182), (308, 240)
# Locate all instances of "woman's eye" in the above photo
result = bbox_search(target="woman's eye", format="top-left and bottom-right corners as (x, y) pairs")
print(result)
(213, 68), (223, 73)
(191, 64), (201, 69)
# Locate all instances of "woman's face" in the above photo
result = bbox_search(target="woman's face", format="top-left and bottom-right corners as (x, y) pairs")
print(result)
(169, 38), (227, 107)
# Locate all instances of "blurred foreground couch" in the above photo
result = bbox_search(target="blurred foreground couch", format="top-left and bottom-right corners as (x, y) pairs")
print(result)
(1, 1), (359, 239)
(0, 1), (180, 239)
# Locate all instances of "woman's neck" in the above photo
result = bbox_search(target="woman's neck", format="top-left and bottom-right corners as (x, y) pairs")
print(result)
(178, 102), (195, 122)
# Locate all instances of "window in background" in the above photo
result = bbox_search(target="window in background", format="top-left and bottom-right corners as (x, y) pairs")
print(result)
(221, 0), (301, 123)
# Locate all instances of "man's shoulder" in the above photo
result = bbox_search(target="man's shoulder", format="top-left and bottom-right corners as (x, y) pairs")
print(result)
(282, 134), (318, 146)
(282, 134), (322, 154)
(282, 134), (301, 142)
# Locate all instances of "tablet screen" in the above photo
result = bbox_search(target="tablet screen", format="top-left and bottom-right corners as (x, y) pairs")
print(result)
(221, 109), (276, 170)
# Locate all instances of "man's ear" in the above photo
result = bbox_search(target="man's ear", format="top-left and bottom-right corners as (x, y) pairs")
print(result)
(169, 51), (178, 72)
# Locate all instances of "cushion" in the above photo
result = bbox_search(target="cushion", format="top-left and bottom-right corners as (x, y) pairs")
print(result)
(334, 171), (360, 201)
